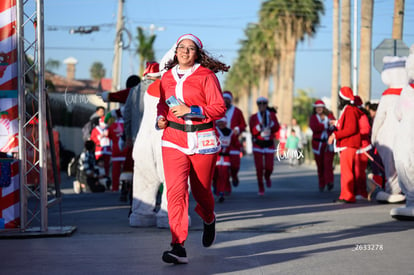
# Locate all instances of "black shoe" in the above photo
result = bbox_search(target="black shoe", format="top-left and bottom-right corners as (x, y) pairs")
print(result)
(232, 177), (239, 187)
(162, 244), (188, 264)
(333, 199), (354, 204)
(218, 196), (225, 203)
(202, 218), (216, 247)
(327, 183), (334, 191)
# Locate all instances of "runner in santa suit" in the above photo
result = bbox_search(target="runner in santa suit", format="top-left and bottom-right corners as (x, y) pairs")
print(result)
(354, 96), (371, 200)
(90, 116), (111, 177)
(391, 45), (414, 220)
(371, 56), (407, 203)
(309, 99), (336, 192)
(157, 34), (228, 264)
(222, 91), (247, 187)
(213, 116), (239, 202)
(107, 114), (126, 192)
(328, 87), (361, 203)
(249, 97), (280, 196)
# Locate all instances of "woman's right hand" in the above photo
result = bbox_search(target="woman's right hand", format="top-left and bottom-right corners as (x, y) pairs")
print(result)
(157, 117), (168, 129)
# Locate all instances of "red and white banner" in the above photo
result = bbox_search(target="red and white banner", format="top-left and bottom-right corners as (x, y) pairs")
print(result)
(0, 0), (18, 154)
(0, 159), (19, 229)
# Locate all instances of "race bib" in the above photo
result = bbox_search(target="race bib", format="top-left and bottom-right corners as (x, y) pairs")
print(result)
(197, 130), (218, 154)
(261, 127), (271, 139)
(100, 137), (110, 147)
(220, 135), (231, 147)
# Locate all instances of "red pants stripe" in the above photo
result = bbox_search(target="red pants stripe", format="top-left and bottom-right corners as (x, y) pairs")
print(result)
(355, 152), (368, 198)
(162, 147), (216, 245)
(313, 145), (335, 189)
(339, 148), (357, 202)
(253, 151), (274, 193)
(229, 154), (241, 181)
(111, 160), (123, 191)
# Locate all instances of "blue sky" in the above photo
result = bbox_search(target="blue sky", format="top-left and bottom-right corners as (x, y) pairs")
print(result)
(44, 0), (414, 100)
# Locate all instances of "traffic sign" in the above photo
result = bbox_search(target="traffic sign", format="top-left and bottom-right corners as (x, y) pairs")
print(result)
(373, 39), (409, 73)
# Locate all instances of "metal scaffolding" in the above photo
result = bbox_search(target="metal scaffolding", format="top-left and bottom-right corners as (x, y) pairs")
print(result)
(13, 0), (74, 236)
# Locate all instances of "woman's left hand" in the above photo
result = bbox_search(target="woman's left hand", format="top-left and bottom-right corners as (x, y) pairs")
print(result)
(171, 104), (191, 118)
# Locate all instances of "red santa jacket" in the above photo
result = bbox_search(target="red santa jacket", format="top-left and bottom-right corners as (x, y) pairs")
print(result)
(215, 126), (239, 166)
(90, 126), (112, 159)
(108, 118), (126, 161)
(356, 109), (372, 153)
(309, 112), (336, 155)
(334, 105), (361, 150)
(225, 105), (247, 155)
(249, 110), (280, 152)
(157, 65), (226, 155)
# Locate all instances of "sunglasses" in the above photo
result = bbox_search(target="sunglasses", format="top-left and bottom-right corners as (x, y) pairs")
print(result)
(257, 102), (267, 105)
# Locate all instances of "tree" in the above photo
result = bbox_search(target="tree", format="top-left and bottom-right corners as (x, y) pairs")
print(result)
(293, 89), (317, 128)
(260, 0), (324, 124)
(340, 0), (351, 87)
(330, 0), (339, 118)
(136, 27), (156, 76)
(392, 0), (405, 40)
(45, 59), (60, 72)
(358, 0), (374, 103)
(90, 62), (106, 81)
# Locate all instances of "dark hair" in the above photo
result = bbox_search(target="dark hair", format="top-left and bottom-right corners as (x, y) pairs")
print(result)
(369, 103), (378, 111)
(126, 75), (141, 88)
(96, 106), (105, 112)
(84, 140), (95, 151)
(338, 97), (357, 110)
(164, 43), (230, 73)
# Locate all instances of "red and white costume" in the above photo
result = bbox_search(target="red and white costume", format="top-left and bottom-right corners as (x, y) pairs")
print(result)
(249, 104), (280, 194)
(157, 63), (226, 245)
(334, 87), (361, 203)
(222, 91), (247, 186)
(129, 78), (170, 228)
(391, 45), (414, 219)
(309, 100), (336, 191)
(214, 123), (239, 197)
(371, 56), (407, 203)
(354, 96), (372, 199)
(90, 117), (111, 176)
(108, 117), (126, 191)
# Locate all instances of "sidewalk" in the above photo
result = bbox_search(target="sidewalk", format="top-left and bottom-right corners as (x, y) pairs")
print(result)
(0, 155), (413, 275)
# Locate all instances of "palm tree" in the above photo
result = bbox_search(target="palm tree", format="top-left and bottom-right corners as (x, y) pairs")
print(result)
(392, 0), (405, 40)
(340, 0), (351, 87)
(136, 27), (156, 76)
(358, 0), (374, 103)
(260, 0), (324, 124)
(331, 0), (339, 118)
(90, 62), (106, 81)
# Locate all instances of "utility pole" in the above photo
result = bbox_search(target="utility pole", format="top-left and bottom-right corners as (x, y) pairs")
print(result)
(111, 0), (124, 93)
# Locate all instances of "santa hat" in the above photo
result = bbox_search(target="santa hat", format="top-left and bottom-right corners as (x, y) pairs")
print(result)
(339, 86), (355, 103)
(143, 61), (161, 77)
(354, 95), (363, 107)
(313, 99), (325, 107)
(216, 116), (227, 123)
(256, 96), (268, 104)
(158, 34), (203, 76)
(176, 33), (203, 49)
(223, 91), (233, 100)
(406, 44), (414, 81)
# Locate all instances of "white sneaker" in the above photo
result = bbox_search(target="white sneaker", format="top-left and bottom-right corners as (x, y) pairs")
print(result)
(390, 206), (414, 220)
(375, 191), (406, 203)
(73, 181), (81, 194)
